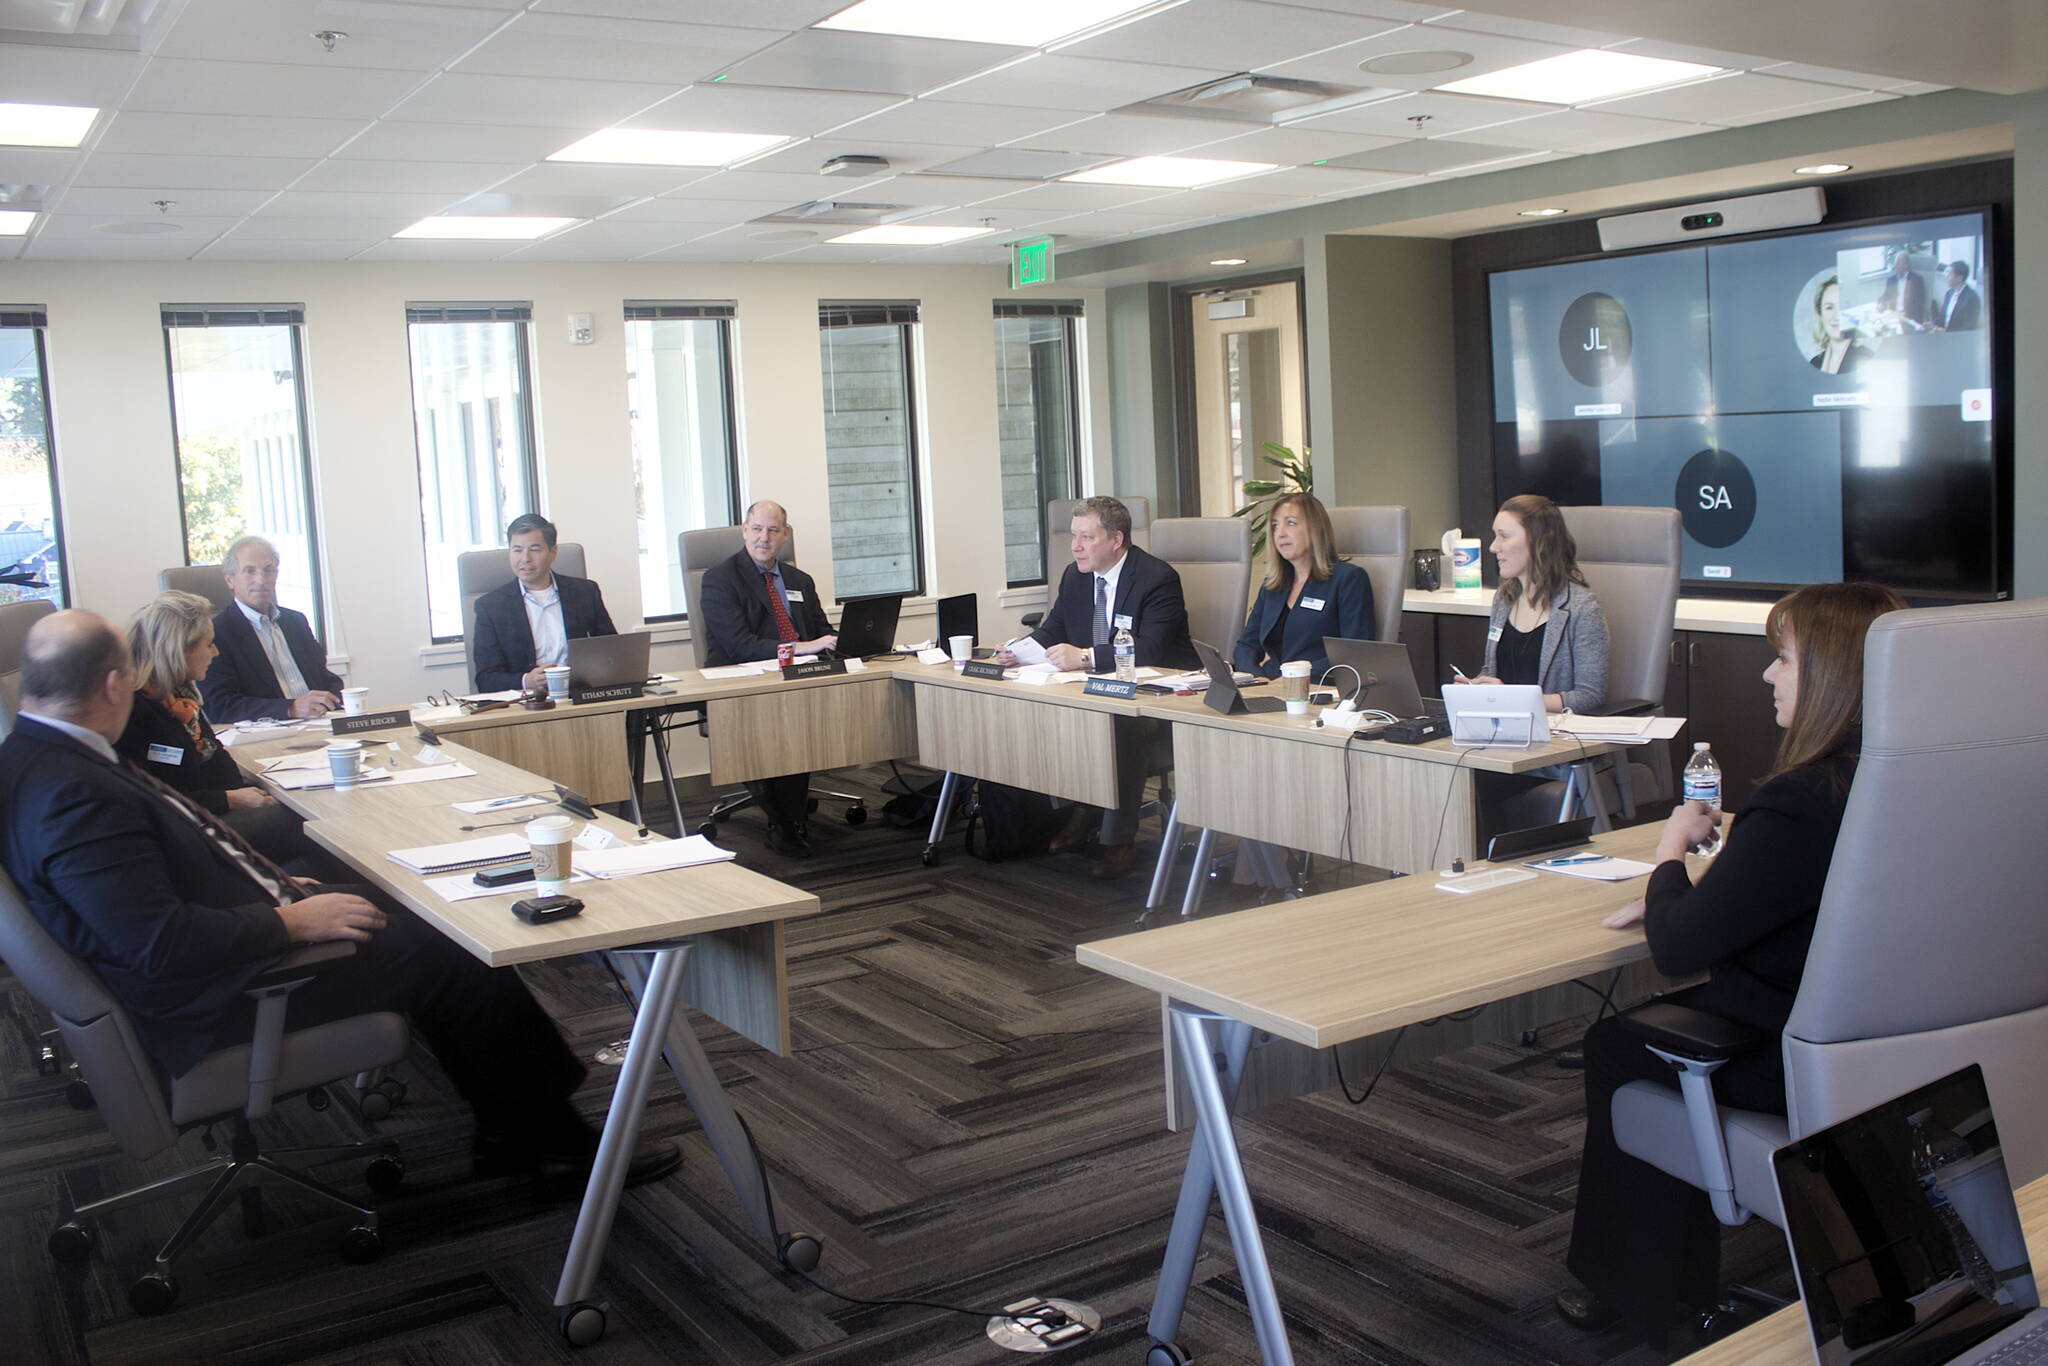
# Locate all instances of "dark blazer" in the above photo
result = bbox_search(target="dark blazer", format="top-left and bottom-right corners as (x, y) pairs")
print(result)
(697, 551), (833, 668)
(1936, 283), (1981, 331)
(1642, 758), (1854, 1037)
(115, 690), (250, 815)
(1031, 543), (1195, 673)
(0, 718), (291, 1076)
(200, 603), (344, 724)
(471, 572), (616, 692)
(1232, 560), (1375, 680)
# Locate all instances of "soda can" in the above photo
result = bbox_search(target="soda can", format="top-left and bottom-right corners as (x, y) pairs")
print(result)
(777, 641), (795, 669)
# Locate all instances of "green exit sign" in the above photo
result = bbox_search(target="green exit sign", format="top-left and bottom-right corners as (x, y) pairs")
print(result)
(1011, 237), (1054, 288)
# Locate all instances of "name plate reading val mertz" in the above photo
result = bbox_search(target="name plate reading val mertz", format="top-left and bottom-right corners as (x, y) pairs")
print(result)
(331, 708), (412, 735)
(960, 659), (1008, 681)
(783, 658), (847, 680)
(1083, 677), (1138, 699)
(569, 681), (644, 704)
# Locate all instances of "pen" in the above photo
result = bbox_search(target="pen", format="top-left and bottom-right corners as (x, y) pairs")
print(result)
(481, 795), (531, 809)
(1541, 853), (1609, 866)
(1450, 664), (1471, 682)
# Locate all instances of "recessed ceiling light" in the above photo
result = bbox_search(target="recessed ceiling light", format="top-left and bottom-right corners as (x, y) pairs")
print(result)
(395, 216), (581, 240)
(1361, 50), (1473, 76)
(0, 210), (35, 235)
(1794, 162), (1853, 175)
(548, 128), (791, 166)
(0, 102), (98, 149)
(1517, 207), (1567, 217)
(1210, 257), (1248, 265)
(1061, 155), (1279, 188)
(825, 224), (993, 245)
(1438, 50), (1721, 105)
(816, 0), (1152, 46)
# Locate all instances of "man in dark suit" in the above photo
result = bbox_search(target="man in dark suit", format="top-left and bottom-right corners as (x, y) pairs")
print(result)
(1931, 261), (1982, 332)
(993, 496), (1194, 878)
(199, 535), (345, 724)
(697, 499), (837, 857)
(0, 610), (675, 1190)
(471, 513), (617, 692)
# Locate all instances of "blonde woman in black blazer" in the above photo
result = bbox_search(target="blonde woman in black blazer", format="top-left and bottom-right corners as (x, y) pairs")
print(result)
(1232, 494), (1375, 680)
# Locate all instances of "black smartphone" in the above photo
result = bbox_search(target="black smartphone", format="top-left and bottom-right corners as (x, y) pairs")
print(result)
(473, 862), (536, 888)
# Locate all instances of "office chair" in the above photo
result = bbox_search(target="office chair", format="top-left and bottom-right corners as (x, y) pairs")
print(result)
(1325, 505), (1409, 645)
(0, 867), (408, 1316)
(0, 595), (55, 738)
(1606, 598), (2048, 1329)
(677, 525), (865, 837)
(1020, 495), (1154, 631)
(157, 564), (234, 613)
(453, 542), (590, 694)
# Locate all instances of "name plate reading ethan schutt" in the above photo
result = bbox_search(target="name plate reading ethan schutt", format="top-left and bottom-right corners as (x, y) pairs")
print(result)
(1082, 677), (1138, 699)
(331, 708), (412, 736)
(783, 658), (846, 681)
(960, 659), (1007, 681)
(569, 681), (644, 704)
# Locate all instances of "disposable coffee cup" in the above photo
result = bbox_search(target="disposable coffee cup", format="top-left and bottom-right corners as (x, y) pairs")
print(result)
(949, 634), (973, 665)
(527, 814), (578, 894)
(325, 739), (364, 788)
(340, 687), (368, 715)
(1280, 660), (1314, 715)
(543, 665), (572, 701)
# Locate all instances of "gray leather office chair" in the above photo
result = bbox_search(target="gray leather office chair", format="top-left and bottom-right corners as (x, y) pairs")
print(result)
(157, 564), (233, 613)
(0, 867), (407, 1316)
(678, 525), (864, 836)
(1023, 496), (1154, 630)
(1326, 505), (1409, 644)
(0, 595), (55, 737)
(1610, 598), (2048, 1241)
(454, 542), (587, 694)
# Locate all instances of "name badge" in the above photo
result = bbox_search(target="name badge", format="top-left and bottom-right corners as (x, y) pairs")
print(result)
(1300, 596), (1326, 611)
(147, 743), (184, 766)
(1113, 613), (1133, 630)
(1487, 626), (1504, 643)
(785, 589), (805, 602)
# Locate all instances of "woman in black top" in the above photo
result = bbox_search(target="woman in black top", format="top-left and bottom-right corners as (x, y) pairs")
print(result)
(1556, 581), (1907, 1341)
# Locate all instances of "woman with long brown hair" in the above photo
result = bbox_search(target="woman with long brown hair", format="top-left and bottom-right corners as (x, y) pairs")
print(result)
(1232, 492), (1374, 680)
(1468, 493), (1607, 713)
(1556, 580), (1908, 1341)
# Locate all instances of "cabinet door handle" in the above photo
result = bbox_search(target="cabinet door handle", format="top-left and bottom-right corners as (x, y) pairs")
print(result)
(1669, 640), (1680, 667)
(1689, 641), (1701, 668)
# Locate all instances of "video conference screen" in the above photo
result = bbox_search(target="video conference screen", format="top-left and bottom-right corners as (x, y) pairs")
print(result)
(1488, 209), (1999, 597)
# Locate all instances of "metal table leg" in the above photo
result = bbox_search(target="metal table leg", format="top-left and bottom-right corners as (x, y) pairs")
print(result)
(1177, 828), (1217, 917)
(622, 712), (649, 831)
(1145, 799), (1183, 910)
(645, 709), (687, 835)
(1146, 1007), (1252, 1346)
(921, 771), (959, 866)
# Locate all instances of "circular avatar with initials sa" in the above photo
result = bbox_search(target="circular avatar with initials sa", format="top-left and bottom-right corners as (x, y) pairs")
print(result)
(1676, 447), (1758, 549)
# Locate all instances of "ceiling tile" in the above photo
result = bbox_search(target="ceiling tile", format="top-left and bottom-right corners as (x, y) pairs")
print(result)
(97, 112), (366, 158)
(537, 218), (714, 244)
(125, 58), (421, 120)
(1716, 88), (1898, 127)
(1257, 1), (1456, 19)
(452, 13), (779, 84)
(1045, 112), (1264, 157)
(1190, 125), (1404, 164)
(1884, 81), (1949, 96)
(497, 235), (686, 261)
(197, 238), (387, 260)
(0, 149), (81, 183)
(1133, 185), (1302, 216)
(604, 196), (796, 223)
(384, 72), (678, 129)
(718, 30), (1024, 96)
(875, 245), (1007, 265)
(924, 147), (1109, 178)
(482, 163), (700, 197)
(154, 0), (507, 71)
(1583, 71), (1865, 124)
(71, 153), (316, 191)
(534, 0), (847, 28)
(1751, 61), (1893, 91)
(1291, 89), (1554, 137)
(634, 236), (809, 262)
(1426, 148), (1564, 180)
(1599, 37), (1775, 71)
(257, 190), (467, 218)
(832, 99), (1077, 147)
(875, 173), (1049, 205)
(33, 214), (239, 241)
(739, 138), (994, 175)
(1227, 163), (1409, 193)
(331, 122), (593, 163)
(974, 181), (1181, 211)
(51, 186), (273, 217)
(665, 168), (908, 202)
(1416, 9), (1626, 47)
(23, 236), (209, 260)
(1438, 107), (1712, 153)
(1030, 206), (1203, 234)
(1325, 138), (1540, 173)
(936, 55), (1236, 113)
(1267, 23), (1576, 89)
(353, 239), (523, 260)
(634, 83), (906, 137)
(898, 202), (1076, 232)
(224, 215), (422, 240)
(293, 159), (528, 195)
(0, 45), (141, 106)
(444, 192), (631, 217)
(1059, 0), (1391, 71)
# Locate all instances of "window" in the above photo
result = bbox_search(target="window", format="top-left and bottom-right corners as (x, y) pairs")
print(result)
(405, 304), (539, 641)
(993, 302), (1083, 587)
(818, 301), (923, 600)
(0, 309), (65, 606)
(163, 307), (321, 630)
(625, 302), (739, 620)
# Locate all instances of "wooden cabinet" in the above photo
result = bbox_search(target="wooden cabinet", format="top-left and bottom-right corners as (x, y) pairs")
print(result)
(1666, 632), (1779, 814)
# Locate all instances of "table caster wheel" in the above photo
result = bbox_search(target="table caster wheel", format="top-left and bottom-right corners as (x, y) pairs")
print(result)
(921, 847), (940, 867)
(305, 1086), (331, 1112)
(1146, 1342), (1193, 1366)
(365, 1156), (406, 1193)
(844, 802), (867, 826)
(340, 1223), (383, 1264)
(47, 1221), (94, 1263)
(129, 1271), (178, 1315)
(360, 1077), (408, 1121)
(777, 1231), (823, 1273)
(560, 1301), (607, 1347)
(66, 1079), (94, 1110)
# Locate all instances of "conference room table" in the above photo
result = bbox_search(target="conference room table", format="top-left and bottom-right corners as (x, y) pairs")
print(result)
(1078, 821), (1679, 1366)
(228, 722), (818, 1346)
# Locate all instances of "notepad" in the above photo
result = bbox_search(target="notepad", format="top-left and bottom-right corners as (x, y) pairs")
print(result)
(576, 835), (735, 879)
(1524, 854), (1657, 882)
(386, 833), (532, 875)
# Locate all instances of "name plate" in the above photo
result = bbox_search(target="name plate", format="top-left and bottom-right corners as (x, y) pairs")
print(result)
(783, 658), (846, 680)
(960, 659), (1008, 681)
(331, 708), (411, 735)
(570, 682), (644, 704)
(1083, 677), (1138, 699)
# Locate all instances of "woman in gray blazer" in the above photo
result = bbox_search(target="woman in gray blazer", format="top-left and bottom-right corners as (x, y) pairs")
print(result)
(1468, 493), (1608, 713)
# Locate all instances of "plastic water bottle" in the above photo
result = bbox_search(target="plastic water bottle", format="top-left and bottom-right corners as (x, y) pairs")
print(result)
(1683, 742), (1723, 854)
(1113, 625), (1136, 682)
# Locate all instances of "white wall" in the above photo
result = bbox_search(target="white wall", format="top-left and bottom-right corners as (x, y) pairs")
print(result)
(9, 260), (1109, 714)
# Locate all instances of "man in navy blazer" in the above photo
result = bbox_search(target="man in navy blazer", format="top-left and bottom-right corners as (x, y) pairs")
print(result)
(697, 499), (837, 857)
(0, 610), (678, 1188)
(993, 497), (1194, 878)
(471, 513), (617, 693)
(199, 535), (345, 724)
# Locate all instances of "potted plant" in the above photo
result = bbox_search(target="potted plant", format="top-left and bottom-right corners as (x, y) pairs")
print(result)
(1234, 441), (1313, 558)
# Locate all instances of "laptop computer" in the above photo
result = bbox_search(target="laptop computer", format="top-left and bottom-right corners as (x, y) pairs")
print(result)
(833, 592), (904, 660)
(1773, 1064), (2047, 1365)
(1192, 638), (1286, 714)
(1321, 637), (1440, 719)
(936, 592), (979, 653)
(1441, 682), (1549, 747)
(566, 631), (651, 689)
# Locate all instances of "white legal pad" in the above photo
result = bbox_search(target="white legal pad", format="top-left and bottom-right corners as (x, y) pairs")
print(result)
(575, 836), (735, 879)
(386, 833), (531, 875)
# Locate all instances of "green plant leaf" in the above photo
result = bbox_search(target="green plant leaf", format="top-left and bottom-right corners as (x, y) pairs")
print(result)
(1241, 479), (1283, 496)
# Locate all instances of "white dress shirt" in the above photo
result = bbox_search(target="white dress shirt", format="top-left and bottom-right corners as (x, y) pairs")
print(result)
(1008, 551), (1127, 668)
(237, 599), (309, 698)
(521, 575), (569, 668)
(18, 711), (115, 763)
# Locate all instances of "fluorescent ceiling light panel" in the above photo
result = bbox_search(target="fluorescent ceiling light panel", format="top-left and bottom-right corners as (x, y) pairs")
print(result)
(826, 224), (992, 245)
(0, 210), (35, 234)
(395, 216), (580, 240)
(0, 102), (98, 148)
(816, 0), (1152, 47)
(1061, 155), (1278, 188)
(1437, 50), (1721, 105)
(547, 128), (792, 166)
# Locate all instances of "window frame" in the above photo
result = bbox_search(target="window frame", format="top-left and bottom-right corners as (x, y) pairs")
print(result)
(993, 301), (1085, 589)
(623, 301), (742, 623)
(817, 302), (927, 603)
(0, 308), (69, 607)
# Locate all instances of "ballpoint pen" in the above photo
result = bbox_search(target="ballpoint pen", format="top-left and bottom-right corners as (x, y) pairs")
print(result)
(1538, 853), (1610, 866)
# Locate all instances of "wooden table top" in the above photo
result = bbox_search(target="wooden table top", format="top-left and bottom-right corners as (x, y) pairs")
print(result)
(1078, 824), (1670, 1049)
(892, 657), (1150, 715)
(233, 729), (817, 968)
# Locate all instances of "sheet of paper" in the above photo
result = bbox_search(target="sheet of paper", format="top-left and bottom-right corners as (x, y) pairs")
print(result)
(916, 647), (950, 665)
(426, 869), (592, 903)
(1016, 669), (1085, 686)
(575, 825), (621, 851)
(271, 763), (474, 792)
(699, 662), (779, 679)
(1524, 855), (1658, 882)
(577, 835), (736, 879)
(1551, 715), (1651, 736)
(452, 793), (550, 814)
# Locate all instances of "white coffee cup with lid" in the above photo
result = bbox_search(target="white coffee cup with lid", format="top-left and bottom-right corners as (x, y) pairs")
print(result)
(340, 687), (368, 715)
(1280, 659), (1315, 715)
(527, 814), (578, 894)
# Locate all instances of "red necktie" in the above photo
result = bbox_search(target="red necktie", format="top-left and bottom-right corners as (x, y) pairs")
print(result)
(765, 572), (798, 643)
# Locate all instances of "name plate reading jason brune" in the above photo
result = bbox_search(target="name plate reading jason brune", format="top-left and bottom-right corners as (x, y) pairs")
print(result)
(960, 659), (1008, 681)
(570, 682), (644, 704)
(331, 708), (412, 736)
(783, 658), (846, 681)
(1082, 677), (1138, 699)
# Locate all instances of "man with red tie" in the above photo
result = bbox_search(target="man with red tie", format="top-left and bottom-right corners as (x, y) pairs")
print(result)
(697, 500), (836, 857)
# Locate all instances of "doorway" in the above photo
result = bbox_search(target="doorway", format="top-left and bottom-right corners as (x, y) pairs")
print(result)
(1175, 274), (1307, 518)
